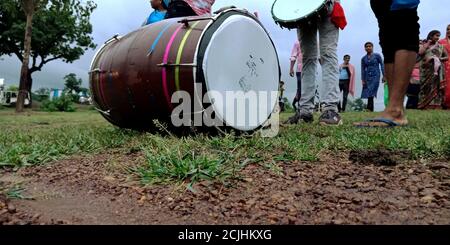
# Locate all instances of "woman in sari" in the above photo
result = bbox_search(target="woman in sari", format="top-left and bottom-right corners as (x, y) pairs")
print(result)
(418, 30), (449, 109)
(439, 24), (450, 108)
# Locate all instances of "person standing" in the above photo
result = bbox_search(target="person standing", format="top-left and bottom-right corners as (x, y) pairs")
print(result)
(295, 0), (346, 125)
(285, 40), (304, 124)
(439, 24), (450, 109)
(290, 40), (303, 111)
(361, 42), (385, 112)
(356, 0), (420, 127)
(418, 30), (448, 109)
(338, 55), (356, 112)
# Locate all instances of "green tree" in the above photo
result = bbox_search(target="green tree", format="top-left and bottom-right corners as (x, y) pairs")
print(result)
(35, 87), (50, 96)
(63, 73), (82, 94)
(8, 85), (19, 92)
(0, 0), (97, 111)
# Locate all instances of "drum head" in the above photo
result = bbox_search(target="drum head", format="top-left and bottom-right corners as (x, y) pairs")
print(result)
(272, 0), (325, 23)
(202, 14), (279, 131)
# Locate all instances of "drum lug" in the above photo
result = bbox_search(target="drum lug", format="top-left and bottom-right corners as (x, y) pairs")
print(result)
(88, 68), (106, 74)
(94, 107), (111, 117)
(179, 17), (214, 27)
(105, 34), (121, 45)
(157, 63), (197, 68)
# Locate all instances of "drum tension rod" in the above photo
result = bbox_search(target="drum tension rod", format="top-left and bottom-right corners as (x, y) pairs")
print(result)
(157, 63), (197, 67)
(105, 34), (121, 45)
(94, 107), (111, 117)
(88, 68), (107, 74)
(179, 17), (214, 27)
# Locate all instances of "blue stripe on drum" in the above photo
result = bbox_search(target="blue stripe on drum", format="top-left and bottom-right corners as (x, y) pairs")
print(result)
(148, 21), (175, 55)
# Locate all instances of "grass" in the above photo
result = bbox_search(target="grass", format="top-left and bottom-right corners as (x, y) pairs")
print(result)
(0, 108), (449, 186)
(0, 109), (139, 167)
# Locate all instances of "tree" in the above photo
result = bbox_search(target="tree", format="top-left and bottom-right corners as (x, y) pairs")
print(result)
(8, 85), (19, 92)
(16, 0), (42, 113)
(35, 87), (50, 96)
(0, 0), (97, 112)
(63, 73), (82, 94)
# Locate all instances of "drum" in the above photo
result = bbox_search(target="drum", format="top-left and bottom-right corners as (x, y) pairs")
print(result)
(89, 9), (280, 132)
(271, 0), (329, 29)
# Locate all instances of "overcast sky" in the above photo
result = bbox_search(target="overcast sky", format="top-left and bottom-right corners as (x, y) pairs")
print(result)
(1, 0), (449, 110)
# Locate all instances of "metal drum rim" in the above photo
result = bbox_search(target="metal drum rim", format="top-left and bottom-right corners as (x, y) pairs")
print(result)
(271, 0), (328, 25)
(197, 9), (281, 132)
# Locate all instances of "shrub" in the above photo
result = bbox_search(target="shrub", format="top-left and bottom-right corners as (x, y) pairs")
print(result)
(348, 98), (367, 112)
(40, 96), (76, 112)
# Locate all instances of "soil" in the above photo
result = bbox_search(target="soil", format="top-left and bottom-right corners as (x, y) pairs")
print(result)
(1, 150), (449, 225)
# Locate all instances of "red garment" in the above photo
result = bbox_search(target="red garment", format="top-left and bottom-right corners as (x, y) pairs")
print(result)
(331, 2), (347, 30)
(439, 38), (450, 108)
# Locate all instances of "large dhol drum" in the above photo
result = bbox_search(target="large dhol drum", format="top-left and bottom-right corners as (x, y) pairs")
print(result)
(90, 9), (280, 132)
(271, 0), (329, 29)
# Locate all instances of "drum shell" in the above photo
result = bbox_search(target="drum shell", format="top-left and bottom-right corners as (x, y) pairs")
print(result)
(89, 18), (209, 129)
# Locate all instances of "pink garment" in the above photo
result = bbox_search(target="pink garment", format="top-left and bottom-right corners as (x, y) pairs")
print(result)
(411, 65), (420, 81)
(340, 63), (356, 96)
(439, 38), (450, 108)
(290, 40), (303, 72)
(432, 56), (441, 75)
(183, 0), (215, 16)
(426, 43), (442, 75)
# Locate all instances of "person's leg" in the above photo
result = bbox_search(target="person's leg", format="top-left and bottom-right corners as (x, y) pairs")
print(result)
(298, 24), (319, 120)
(292, 97), (298, 111)
(317, 15), (342, 125)
(381, 50), (417, 119)
(318, 17), (340, 113)
(338, 81), (345, 112)
(294, 72), (302, 111)
(406, 83), (420, 109)
(383, 4), (420, 121)
(342, 80), (350, 112)
(367, 97), (374, 112)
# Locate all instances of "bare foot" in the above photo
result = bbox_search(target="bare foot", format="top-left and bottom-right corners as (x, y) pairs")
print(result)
(379, 108), (408, 126)
(353, 108), (408, 127)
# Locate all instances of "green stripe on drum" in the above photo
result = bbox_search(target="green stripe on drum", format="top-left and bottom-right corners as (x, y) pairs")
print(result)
(175, 21), (200, 92)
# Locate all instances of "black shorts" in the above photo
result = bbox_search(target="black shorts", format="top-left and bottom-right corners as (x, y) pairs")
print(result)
(370, 0), (420, 63)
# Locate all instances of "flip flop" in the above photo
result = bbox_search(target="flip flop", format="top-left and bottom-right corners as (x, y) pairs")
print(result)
(354, 118), (408, 128)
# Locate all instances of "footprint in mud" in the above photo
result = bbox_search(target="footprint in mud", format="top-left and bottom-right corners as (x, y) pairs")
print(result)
(349, 149), (412, 167)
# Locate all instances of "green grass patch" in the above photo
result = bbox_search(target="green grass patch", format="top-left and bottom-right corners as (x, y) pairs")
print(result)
(0, 109), (449, 186)
(0, 110), (138, 167)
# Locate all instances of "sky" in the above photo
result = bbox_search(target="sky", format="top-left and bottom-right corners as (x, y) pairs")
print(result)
(1, 0), (449, 111)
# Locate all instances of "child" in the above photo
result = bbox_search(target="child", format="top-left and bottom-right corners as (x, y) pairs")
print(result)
(143, 0), (169, 26)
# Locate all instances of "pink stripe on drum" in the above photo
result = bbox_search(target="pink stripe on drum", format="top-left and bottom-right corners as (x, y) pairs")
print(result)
(162, 24), (183, 110)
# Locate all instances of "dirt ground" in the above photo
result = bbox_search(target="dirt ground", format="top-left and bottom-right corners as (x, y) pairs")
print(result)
(1, 150), (449, 225)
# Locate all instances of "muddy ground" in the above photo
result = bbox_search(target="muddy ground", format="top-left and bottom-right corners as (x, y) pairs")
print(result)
(1, 150), (449, 225)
